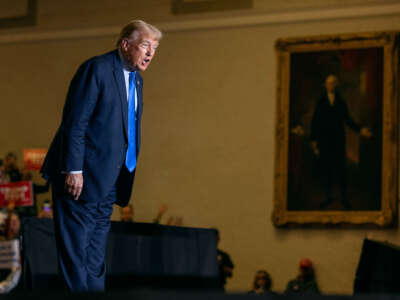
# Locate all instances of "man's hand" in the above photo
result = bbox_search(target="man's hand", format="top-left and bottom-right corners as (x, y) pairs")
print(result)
(311, 141), (319, 157)
(360, 127), (372, 138)
(158, 204), (168, 215)
(291, 125), (305, 136)
(65, 173), (83, 200)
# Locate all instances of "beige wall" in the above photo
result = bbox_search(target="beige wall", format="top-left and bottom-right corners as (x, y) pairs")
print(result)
(0, 0), (400, 294)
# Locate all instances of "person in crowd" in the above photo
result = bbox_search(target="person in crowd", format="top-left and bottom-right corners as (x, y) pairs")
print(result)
(215, 229), (234, 291)
(0, 200), (10, 231)
(285, 258), (320, 295)
(16, 169), (50, 218)
(0, 160), (9, 184)
(2, 212), (21, 240)
(38, 200), (53, 219)
(0, 202), (16, 234)
(0, 210), (22, 293)
(3, 153), (21, 183)
(249, 270), (275, 295)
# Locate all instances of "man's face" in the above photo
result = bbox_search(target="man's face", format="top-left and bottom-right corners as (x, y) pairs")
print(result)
(255, 272), (267, 288)
(325, 77), (337, 93)
(121, 33), (158, 72)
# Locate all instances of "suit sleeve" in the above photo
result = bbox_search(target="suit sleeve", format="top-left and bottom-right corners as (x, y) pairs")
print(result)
(61, 60), (100, 172)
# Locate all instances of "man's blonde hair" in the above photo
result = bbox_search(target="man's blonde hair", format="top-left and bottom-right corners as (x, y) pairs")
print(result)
(117, 20), (162, 47)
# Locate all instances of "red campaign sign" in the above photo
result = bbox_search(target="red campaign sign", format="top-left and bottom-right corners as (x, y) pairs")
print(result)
(24, 148), (47, 171)
(0, 181), (33, 207)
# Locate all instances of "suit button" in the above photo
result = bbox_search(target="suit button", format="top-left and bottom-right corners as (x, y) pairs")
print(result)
(117, 165), (121, 169)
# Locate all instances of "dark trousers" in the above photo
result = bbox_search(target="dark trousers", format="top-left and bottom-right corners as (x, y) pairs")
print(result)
(51, 176), (116, 292)
(320, 149), (348, 206)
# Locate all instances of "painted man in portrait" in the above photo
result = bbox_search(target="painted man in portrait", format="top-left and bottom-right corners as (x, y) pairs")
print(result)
(310, 75), (372, 209)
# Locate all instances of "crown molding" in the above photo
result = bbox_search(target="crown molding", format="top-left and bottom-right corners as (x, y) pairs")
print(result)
(0, 2), (400, 44)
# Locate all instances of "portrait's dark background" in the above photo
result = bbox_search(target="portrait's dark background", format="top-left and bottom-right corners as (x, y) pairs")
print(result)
(288, 48), (383, 211)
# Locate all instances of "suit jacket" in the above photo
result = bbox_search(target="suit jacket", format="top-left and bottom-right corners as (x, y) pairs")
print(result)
(41, 49), (143, 207)
(311, 92), (360, 152)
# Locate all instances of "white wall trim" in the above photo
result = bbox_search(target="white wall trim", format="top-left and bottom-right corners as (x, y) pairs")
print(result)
(1, 2), (400, 44)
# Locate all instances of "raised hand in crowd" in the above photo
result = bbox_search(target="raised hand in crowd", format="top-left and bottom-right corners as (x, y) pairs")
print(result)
(166, 216), (184, 226)
(153, 204), (168, 224)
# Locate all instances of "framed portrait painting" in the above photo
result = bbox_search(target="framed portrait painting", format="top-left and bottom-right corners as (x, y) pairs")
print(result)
(272, 31), (399, 227)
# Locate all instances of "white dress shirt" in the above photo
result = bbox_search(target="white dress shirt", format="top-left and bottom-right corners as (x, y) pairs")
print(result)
(122, 68), (138, 111)
(328, 92), (335, 106)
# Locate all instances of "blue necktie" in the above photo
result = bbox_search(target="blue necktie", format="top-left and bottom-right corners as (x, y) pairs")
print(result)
(125, 72), (136, 172)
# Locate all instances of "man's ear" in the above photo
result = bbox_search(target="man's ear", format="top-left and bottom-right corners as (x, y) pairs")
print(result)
(121, 39), (129, 52)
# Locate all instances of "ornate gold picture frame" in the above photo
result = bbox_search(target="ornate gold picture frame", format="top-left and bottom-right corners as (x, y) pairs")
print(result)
(272, 31), (399, 227)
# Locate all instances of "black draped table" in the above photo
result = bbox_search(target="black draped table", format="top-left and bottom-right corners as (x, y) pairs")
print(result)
(20, 218), (218, 290)
(354, 238), (400, 294)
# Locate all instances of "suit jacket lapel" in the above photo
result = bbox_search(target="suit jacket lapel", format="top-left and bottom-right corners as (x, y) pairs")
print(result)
(112, 50), (128, 140)
(136, 74), (143, 120)
(135, 73), (143, 154)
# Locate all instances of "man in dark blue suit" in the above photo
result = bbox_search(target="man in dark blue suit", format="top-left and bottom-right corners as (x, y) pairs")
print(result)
(41, 20), (162, 292)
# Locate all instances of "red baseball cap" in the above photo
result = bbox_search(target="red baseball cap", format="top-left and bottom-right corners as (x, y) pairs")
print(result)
(299, 258), (313, 269)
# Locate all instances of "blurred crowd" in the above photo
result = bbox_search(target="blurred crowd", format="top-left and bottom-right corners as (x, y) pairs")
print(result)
(246, 258), (320, 295)
(215, 229), (320, 295)
(0, 152), (53, 239)
(0, 152), (53, 237)
(0, 152), (55, 293)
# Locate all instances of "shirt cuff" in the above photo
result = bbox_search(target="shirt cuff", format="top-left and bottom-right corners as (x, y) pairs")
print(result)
(61, 171), (83, 174)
